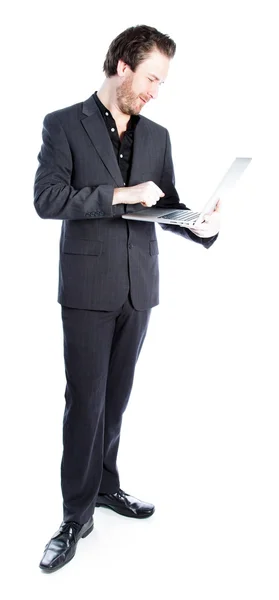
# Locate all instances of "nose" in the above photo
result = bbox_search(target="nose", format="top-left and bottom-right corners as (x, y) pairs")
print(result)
(148, 81), (160, 100)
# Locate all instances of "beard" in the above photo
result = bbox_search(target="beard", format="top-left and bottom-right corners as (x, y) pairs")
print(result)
(116, 75), (142, 116)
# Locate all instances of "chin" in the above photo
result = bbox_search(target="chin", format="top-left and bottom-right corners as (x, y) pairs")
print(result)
(120, 105), (137, 116)
(132, 102), (144, 115)
(125, 107), (140, 116)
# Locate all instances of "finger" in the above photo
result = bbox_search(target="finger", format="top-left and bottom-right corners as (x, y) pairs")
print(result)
(189, 224), (209, 234)
(153, 183), (165, 197)
(214, 198), (221, 211)
(190, 222), (208, 231)
(194, 213), (209, 227)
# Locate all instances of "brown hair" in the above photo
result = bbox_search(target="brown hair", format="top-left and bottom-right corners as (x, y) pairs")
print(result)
(103, 25), (176, 77)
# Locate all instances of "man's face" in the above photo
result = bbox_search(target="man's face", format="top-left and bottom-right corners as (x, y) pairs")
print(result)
(116, 49), (170, 116)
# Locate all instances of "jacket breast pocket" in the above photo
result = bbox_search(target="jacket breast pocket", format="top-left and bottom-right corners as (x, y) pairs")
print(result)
(62, 238), (103, 256)
(149, 240), (159, 256)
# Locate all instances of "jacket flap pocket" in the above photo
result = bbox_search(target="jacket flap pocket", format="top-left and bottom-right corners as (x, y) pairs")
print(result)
(149, 240), (159, 256)
(63, 238), (103, 256)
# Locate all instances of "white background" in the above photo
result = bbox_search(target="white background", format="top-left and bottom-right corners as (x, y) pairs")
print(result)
(1, 0), (279, 598)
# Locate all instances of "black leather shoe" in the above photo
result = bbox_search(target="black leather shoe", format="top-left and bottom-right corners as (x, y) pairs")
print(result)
(96, 489), (155, 518)
(39, 516), (94, 573)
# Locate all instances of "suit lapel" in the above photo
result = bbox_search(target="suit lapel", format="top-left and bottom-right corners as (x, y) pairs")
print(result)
(81, 95), (124, 187)
(127, 117), (155, 212)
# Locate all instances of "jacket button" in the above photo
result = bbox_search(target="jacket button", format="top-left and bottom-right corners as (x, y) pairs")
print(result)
(128, 243), (133, 249)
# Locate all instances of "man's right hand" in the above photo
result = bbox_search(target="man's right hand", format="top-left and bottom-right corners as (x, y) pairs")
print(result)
(113, 181), (165, 207)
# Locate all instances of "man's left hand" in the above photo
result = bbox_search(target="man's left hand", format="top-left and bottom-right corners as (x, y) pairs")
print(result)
(187, 199), (221, 238)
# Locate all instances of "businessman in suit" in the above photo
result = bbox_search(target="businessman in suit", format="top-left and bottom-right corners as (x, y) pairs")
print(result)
(34, 25), (220, 573)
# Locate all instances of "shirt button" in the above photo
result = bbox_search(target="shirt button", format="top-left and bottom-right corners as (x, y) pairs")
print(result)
(111, 127), (115, 132)
(123, 183), (126, 186)
(120, 154), (123, 158)
(105, 112), (109, 116)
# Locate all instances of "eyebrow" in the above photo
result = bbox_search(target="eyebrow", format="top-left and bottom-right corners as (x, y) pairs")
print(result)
(148, 73), (161, 82)
(148, 73), (165, 83)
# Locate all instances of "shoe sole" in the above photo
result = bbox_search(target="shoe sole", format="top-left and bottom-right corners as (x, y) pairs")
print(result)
(95, 503), (155, 519)
(40, 523), (94, 573)
(82, 524), (94, 538)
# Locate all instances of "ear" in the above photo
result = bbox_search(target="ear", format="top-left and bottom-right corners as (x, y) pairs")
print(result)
(117, 59), (130, 78)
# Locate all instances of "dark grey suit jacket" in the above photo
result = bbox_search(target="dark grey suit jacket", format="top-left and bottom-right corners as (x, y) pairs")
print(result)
(34, 94), (217, 311)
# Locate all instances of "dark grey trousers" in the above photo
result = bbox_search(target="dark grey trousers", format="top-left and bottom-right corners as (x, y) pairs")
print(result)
(61, 294), (151, 524)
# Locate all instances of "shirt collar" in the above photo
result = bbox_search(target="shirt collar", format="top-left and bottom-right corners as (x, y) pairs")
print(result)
(93, 91), (140, 130)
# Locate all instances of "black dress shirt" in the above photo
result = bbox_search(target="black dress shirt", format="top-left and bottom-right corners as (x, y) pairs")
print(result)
(93, 91), (139, 187)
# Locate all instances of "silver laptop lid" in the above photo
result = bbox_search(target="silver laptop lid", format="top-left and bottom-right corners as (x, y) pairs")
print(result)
(198, 157), (252, 221)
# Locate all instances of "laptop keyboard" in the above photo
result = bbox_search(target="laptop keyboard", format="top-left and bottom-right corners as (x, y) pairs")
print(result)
(160, 210), (200, 222)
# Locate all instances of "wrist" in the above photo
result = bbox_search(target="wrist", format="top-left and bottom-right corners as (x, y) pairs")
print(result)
(112, 187), (127, 205)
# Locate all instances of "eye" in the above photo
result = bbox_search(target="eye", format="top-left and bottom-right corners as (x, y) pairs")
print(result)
(148, 77), (154, 82)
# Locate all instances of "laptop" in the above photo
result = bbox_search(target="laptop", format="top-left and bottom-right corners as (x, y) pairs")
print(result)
(122, 157), (252, 228)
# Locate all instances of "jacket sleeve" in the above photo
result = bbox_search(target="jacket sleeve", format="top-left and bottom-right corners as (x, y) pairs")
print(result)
(157, 130), (218, 249)
(34, 112), (124, 220)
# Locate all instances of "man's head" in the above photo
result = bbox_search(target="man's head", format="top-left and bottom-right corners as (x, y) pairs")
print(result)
(103, 25), (176, 115)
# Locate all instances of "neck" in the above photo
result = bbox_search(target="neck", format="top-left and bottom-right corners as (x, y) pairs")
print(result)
(97, 80), (131, 128)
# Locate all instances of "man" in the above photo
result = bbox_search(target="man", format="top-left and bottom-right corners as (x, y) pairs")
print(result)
(34, 24), (220, 573)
